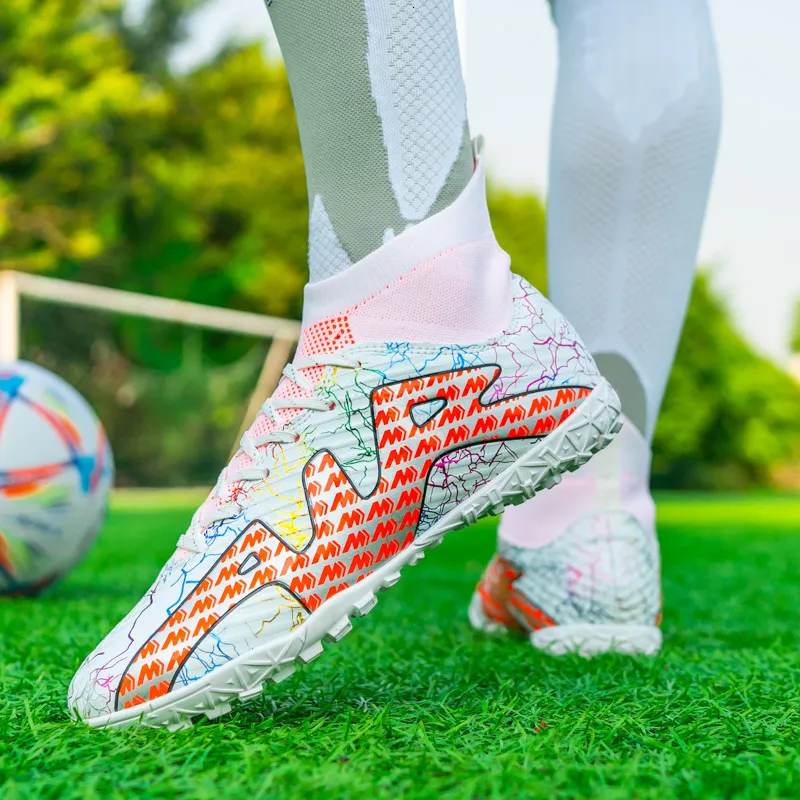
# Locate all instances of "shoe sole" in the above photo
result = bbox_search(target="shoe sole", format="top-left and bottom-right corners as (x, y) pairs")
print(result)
(532, 623), (662, 656)
(81, 379), (622, 730)
(468, 593), (662, 656)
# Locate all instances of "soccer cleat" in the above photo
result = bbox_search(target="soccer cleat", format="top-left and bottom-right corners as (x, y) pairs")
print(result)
(68, 151), (622, 728)
(469, 420), (662, 657)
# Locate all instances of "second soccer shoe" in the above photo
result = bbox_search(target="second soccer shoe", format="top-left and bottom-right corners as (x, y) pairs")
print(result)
(69, 154), (621, 729)
(469, 419), (662, 656)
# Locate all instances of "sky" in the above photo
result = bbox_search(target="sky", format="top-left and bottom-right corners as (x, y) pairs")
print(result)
(165, 0), (800, 367)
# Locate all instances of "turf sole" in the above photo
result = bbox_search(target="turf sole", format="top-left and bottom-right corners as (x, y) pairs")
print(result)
(82, 378), (622, 730)
(532, 623), (662, 656)
(468, 592), (662, 656)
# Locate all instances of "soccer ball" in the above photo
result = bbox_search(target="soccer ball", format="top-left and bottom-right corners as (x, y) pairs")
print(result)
(0, 361), (114, 595)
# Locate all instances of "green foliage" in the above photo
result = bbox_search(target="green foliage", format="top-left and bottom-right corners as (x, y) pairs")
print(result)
(3, 504), (800, 798)
(0, 0), (170, 273)
(653, 274), (800, 489)
(2, 0), (307, 321)
(111, 0), (208, 76)
(146, 44), (308, 321)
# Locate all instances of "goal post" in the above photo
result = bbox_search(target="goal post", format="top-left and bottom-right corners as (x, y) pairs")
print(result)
(2, 271), (300, 343)
(0, 269), (301, 446)
(0, 271), (20, 363)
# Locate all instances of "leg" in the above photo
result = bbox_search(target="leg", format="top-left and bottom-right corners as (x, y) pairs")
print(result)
(548, 0), (721, 439)
(69, 0), (622, 726)
(472, 0), (722, 655)
(270, 0), (474, 282)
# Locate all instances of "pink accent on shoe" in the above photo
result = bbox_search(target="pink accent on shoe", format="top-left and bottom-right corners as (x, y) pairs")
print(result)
(301, 143), (495, 326)
(348, 239), (512, 345)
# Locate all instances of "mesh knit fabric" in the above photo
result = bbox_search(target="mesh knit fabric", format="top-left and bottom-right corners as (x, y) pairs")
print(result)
(547, 0), (722, 438)
(268, 0), (472, 284)
(366, 0), (469, 221)
(309, 196), (352, 280)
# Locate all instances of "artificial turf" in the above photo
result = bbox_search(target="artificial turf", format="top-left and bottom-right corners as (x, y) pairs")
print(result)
(2, 494), (800, 799)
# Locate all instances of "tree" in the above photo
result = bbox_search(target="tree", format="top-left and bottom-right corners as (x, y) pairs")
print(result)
(0, 0), (170, 273)
(110, 0), (208, 78)
(653, 274), (800, 489)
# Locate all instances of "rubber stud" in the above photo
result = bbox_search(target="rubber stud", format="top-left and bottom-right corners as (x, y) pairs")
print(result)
(165, 717), (193, 732)
(381, 572), (402, 589)
(272, 664), (296, 684)
(298, 641), (324, 664)
(205, 702), (232, 721)
(238, 686), (265, 702)
(462, 508), (478, 526)
(352, 593), (377, 617)
(324, 616), (353, 643)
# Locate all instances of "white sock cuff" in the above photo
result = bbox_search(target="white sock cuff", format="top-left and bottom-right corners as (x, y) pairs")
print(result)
(302, 140), (494, 327)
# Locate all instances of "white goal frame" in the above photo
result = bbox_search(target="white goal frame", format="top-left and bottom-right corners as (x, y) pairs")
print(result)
(0, 270), (301, 444)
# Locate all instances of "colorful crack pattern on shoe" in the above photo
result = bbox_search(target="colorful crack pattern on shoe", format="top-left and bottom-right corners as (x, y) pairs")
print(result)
(69, 275), (604, 719)
(474, 511), (662, 634)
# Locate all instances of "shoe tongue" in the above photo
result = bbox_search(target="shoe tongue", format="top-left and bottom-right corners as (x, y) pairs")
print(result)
(232, 317), (358, 481)
(189, 318), (360, 541)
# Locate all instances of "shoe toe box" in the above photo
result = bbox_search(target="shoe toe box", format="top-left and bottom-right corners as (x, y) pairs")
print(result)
(68, 549), (198, 723)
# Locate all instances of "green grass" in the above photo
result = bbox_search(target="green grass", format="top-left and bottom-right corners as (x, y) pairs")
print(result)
(2, 494), (800, 799)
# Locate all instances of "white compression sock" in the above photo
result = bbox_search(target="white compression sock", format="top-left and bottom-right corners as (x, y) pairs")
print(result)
(268, 0), (473, 283)
(500, 0), (721, 548)
(548, 0), (721, 439)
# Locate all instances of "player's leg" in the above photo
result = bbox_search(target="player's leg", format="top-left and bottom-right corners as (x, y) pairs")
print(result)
(471, 0), (722, 655)
(270, 0), (473, 281)
(68, 0), (621, 727)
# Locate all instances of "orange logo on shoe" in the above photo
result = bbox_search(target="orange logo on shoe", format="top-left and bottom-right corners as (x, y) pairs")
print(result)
(117, 366), (591, 709)
(477, 554), (557, 632)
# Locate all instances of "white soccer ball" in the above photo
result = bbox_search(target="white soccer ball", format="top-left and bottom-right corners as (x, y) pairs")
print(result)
(0, 361), (114, 595)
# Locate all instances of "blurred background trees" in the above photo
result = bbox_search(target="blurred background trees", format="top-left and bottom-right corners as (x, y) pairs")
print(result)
(2, 0), (798, 488)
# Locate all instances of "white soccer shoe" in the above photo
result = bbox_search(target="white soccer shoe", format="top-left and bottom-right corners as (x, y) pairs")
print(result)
(68, 148), (622, 729)
(469, 419), (662, 657)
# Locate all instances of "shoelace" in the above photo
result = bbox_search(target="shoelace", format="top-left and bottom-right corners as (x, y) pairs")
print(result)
(199, 354), (361, 527)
